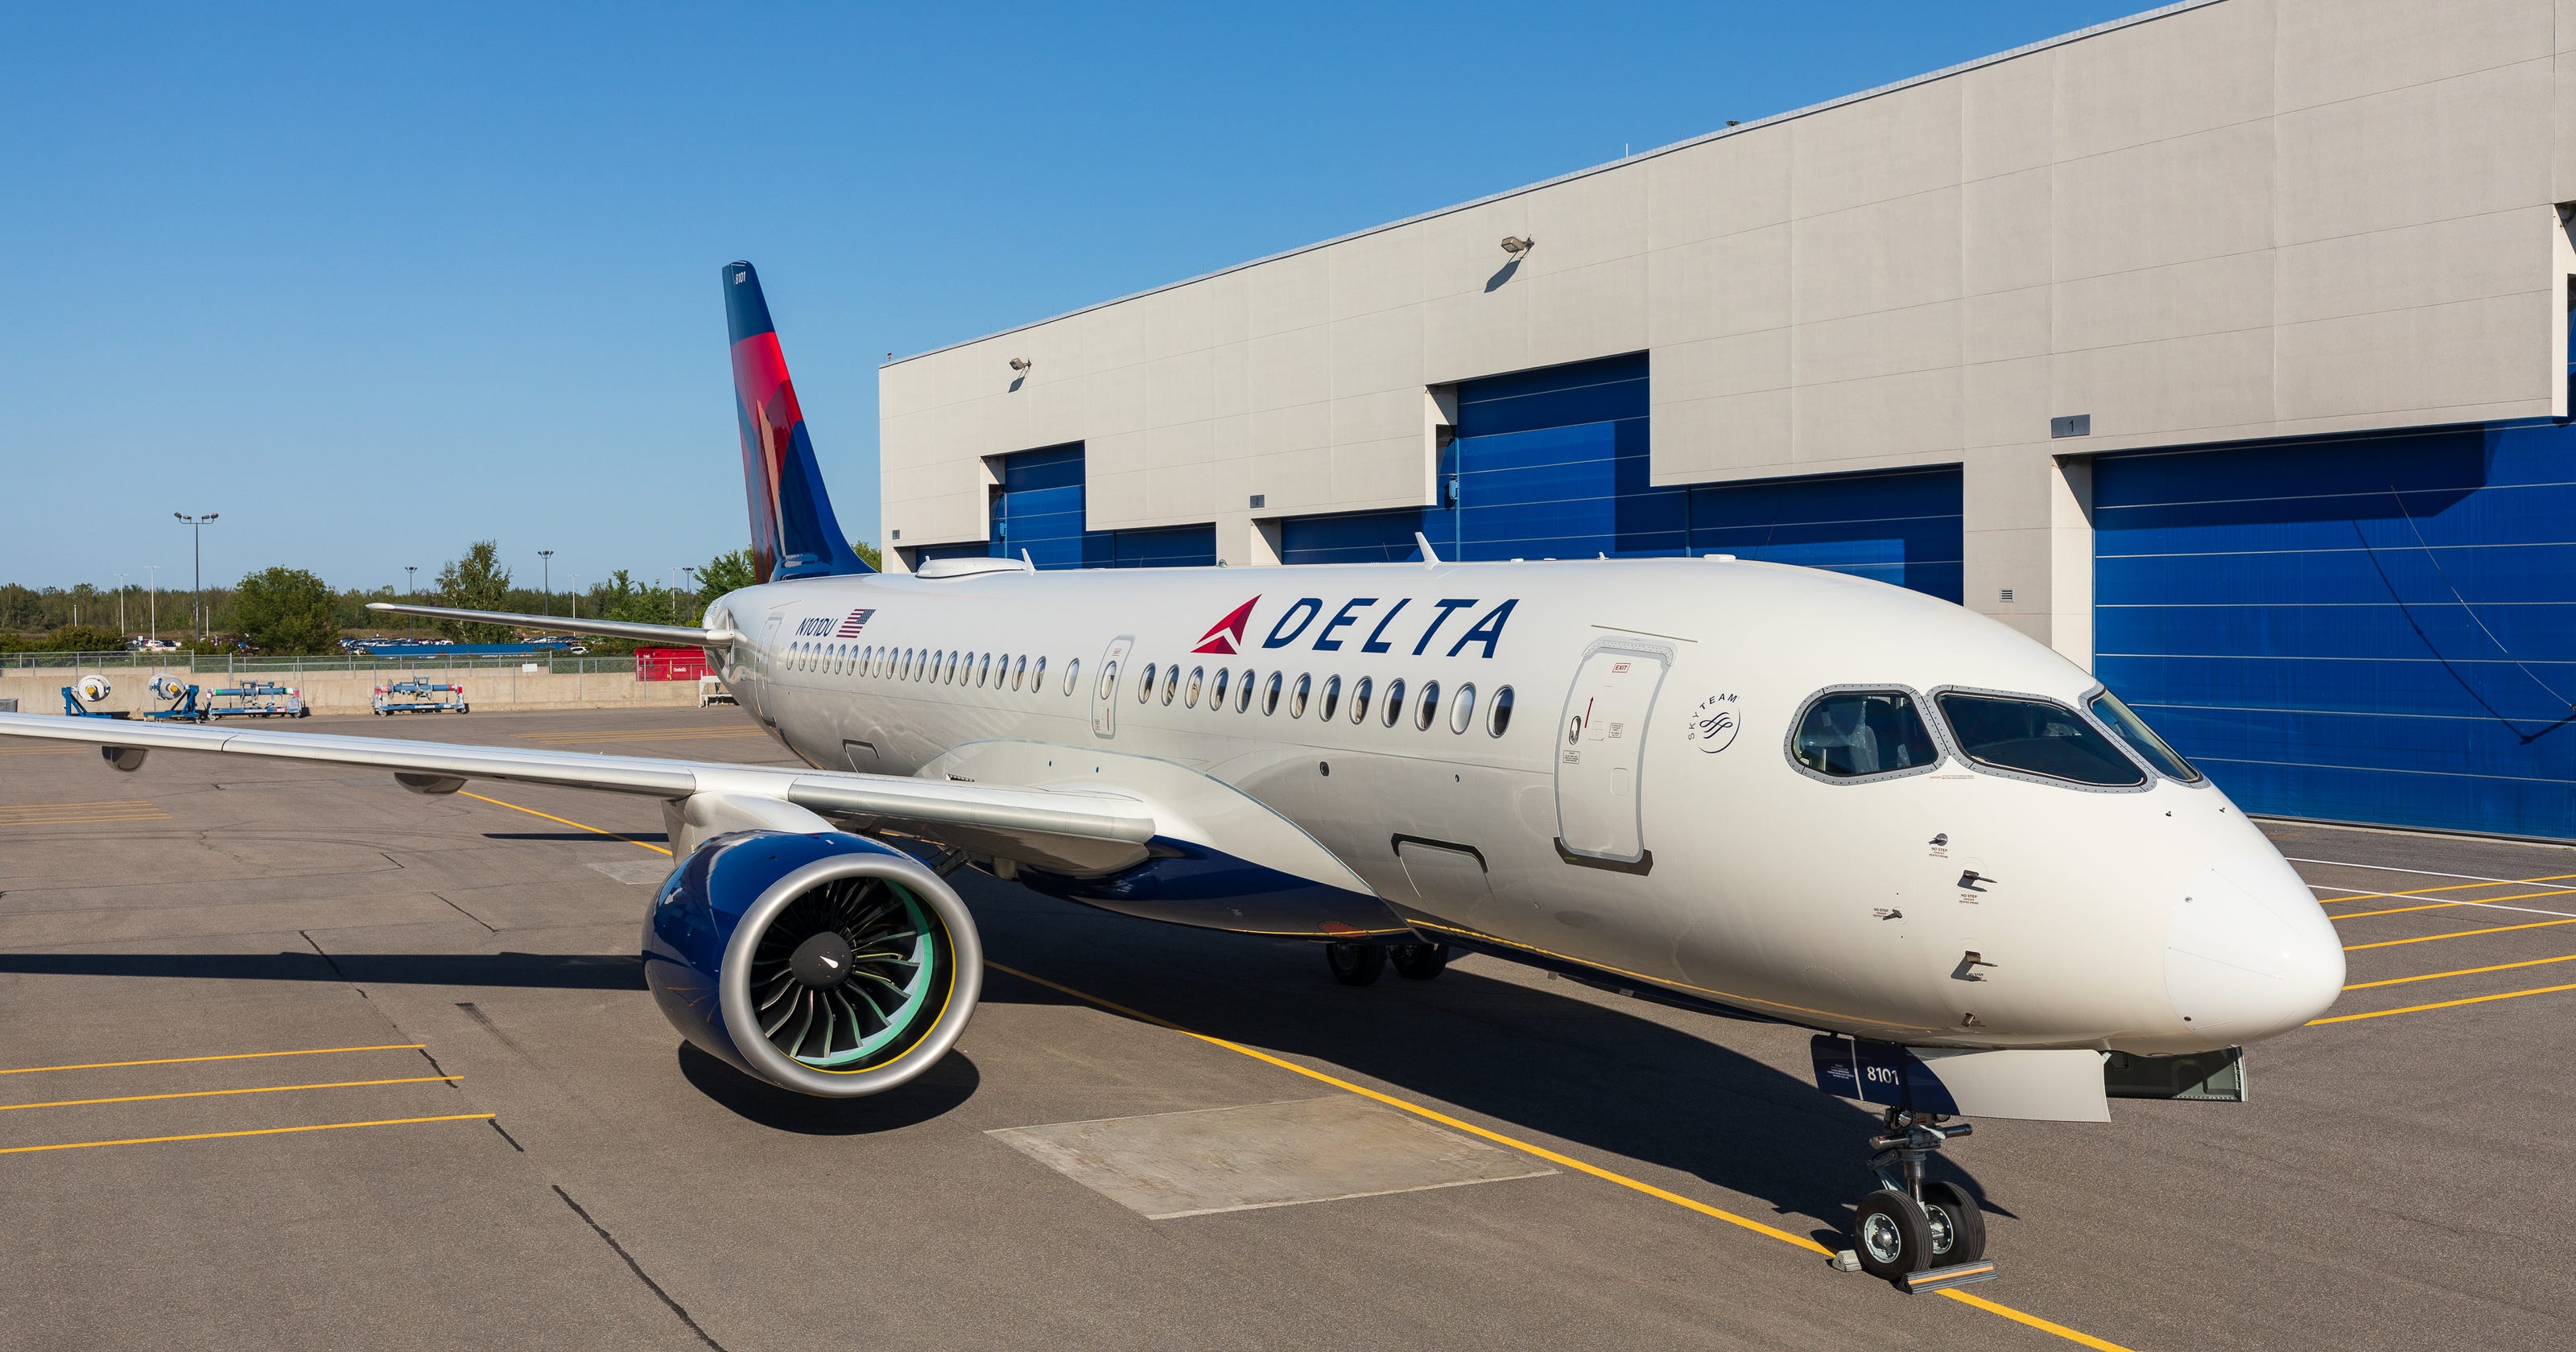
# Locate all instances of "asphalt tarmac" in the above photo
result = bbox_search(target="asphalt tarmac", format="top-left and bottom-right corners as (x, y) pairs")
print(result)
(2, 707), (2568, 1351)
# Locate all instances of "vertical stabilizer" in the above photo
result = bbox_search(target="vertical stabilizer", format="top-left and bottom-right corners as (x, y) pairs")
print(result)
(726, 262), (871, 582)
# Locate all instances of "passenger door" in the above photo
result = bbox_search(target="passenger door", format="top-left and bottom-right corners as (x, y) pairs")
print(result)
(1553, 640), (1671, 865)
(1092, 635), (1133, 739)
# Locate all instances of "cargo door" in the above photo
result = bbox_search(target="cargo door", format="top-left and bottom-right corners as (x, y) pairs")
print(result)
(1092, 635), (1133, 739)
(1553, 641), (1671, 865)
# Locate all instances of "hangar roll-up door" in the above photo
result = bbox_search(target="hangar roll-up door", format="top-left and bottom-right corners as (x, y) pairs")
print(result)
(913, 443), (1216, 571)
(1278, 353), (1963, 602)
(2094, 423), (2576, 839)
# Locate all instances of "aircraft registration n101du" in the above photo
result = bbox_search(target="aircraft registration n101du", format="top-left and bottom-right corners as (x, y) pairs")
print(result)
(0, 262), (2345, 1284)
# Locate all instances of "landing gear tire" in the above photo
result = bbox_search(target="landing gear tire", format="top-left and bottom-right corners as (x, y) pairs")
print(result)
(1920, 1181), (1985, 1264)
(1389, 942), (1449, 980)
(1324, 942), (1385, 986)
(1852, 1189), (1932, 1280)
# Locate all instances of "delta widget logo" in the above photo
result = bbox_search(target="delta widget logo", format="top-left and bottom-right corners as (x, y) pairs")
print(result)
(1191, 597), (1259, 655)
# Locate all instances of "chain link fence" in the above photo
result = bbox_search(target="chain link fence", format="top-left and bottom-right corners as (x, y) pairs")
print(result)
(5, 650), (642, 677)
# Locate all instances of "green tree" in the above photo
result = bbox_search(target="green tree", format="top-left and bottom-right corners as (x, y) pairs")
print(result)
(696, 548), (757, 599)
(44, 624), (126, 653)
(851, 538), (882, 571)
(435, 541), (516, 642)
(229, 567), (343, 653)
(595, 569), (672, 624)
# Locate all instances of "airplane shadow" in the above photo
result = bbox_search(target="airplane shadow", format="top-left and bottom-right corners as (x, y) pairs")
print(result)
(0, 899), (2006, 1239)
(0, 950), (648, 991)
(677, 1041), (980, 1134)
(963, 888), (2005, 1243)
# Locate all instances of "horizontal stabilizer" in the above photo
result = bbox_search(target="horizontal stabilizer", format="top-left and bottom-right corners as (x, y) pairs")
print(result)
(363, 602), (735, 648)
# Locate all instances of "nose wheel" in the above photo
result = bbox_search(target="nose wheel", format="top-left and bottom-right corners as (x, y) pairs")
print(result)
(1843, 1110), (1992, 1288)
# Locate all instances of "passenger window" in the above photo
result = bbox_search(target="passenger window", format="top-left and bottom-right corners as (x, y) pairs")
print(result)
(1488, 685), (1514, 737)
(2087, 690), (2202, 783)
(1013, 655), (1027, 690)
(1793, 690), (1940, 779)
(1209, 668), (1228, 709)
(978, 653), (991, 686)
(1268, 673), (1286, 716)
(1098, 660), (1118, 702)
(1349, 676), (1371, 723)
(1449, 682), (1475, 734)
(1381, 678), (1405, 727)
(1137, 662), (1157, 703)
(1161, 665), (1180, 705)
(1319, 675), (1340, 722)
(1183, 666), (1203, 707)
(1236, 670), (1254, 713)
(1935, 692), (2145, 787)
(1416, 681), (1439, 731)
(1037, 656), (1050, 691)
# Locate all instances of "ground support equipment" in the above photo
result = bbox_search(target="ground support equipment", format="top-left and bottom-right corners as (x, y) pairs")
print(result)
(373, 681), (469, 715)
(206, 682), (309, 719)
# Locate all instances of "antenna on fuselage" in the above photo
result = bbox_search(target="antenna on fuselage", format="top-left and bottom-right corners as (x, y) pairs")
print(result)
(1414, 532), (1442, 568)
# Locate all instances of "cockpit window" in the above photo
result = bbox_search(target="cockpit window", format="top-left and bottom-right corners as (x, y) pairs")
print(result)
(2087, 690), (2202, 783)
(1936, 692), (2146, 787)
(1791, 690), (1939, 779)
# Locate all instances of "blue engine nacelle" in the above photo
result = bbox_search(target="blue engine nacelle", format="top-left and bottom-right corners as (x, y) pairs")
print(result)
(642, 830), (983, 1098)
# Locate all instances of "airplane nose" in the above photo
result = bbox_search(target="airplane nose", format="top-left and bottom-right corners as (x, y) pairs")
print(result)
(2164, 856), (2346, 1042)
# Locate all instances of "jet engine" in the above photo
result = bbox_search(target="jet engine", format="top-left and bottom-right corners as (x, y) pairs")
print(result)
(642, 829), (982, 1097)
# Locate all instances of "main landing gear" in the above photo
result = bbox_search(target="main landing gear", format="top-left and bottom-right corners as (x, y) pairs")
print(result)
(1323, 942), (1449, 986)
(1844, 1109), (1990, 1289)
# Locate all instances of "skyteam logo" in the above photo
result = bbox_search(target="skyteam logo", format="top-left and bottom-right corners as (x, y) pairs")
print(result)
(1192, 597), (1259, 655)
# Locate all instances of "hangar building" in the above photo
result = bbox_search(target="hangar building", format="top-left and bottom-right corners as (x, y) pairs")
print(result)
(878, 0), (2576, 842)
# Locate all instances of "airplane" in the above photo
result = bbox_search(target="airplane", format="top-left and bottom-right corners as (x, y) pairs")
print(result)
(0, 261), (2346, 1286)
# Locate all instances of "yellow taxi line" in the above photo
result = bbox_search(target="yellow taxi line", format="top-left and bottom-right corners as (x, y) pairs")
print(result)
(2310, 870), (2576, 905)
(987, 960), (2135, 1352)
(2345, 952), (2576, 991)
(0, 814), (172, 827)
(0, 798), (159, 809)
(2326, 886), (2576, 921)
(0, 1075), (459, 1111)
(2308, 982), (2576, 1025)
(0, 1113), (496, 1155)
(2344, 917), (2576, 950)
(0, 1044), (427, 1076)
(457, 792), (672, 855)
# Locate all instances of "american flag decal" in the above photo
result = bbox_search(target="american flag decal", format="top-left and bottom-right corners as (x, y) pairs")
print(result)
(834, 608), (875, 637)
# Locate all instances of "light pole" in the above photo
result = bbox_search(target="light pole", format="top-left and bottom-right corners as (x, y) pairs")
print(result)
(116, 572), (127, 639)
(680, 566), (697, 624)
(146, 565), (159, 641)
(175, 513), (218, 640)
(570, 574), (579, 621)
(538, 550), (555, 619)
(667, 566), (681, 623)
(404, 566), (417, 637)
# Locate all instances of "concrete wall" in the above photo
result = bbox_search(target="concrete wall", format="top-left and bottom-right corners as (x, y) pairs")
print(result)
(877, 0), (2576, 659)
(0, 667), (713, 719)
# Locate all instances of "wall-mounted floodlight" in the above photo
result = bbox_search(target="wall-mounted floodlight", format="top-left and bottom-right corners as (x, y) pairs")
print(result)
(1009, 357), (1032, 372)
(1499, 236), (1533, 255)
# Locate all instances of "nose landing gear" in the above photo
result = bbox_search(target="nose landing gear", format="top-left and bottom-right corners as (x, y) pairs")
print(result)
(1844, 1110), (1992, 1290)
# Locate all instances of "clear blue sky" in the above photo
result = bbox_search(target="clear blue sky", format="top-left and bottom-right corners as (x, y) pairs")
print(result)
(0, 2), (2140, 594)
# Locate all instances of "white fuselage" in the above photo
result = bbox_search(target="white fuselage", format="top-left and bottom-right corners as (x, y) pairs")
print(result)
(708, 556), (2344, 1057)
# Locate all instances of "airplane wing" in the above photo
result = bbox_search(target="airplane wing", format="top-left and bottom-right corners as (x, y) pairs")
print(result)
(0, 711), (1153, 873)
(362, 601), (734, 648)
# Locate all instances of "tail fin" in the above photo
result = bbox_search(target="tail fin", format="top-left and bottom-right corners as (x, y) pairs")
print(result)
(725, 261), (872, 582)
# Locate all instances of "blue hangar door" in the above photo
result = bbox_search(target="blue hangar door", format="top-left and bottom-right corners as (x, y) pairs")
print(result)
(2094, 423), (2576, 840)
(915, 443), (1216, 570)
(1278, 352), (1963, 601)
